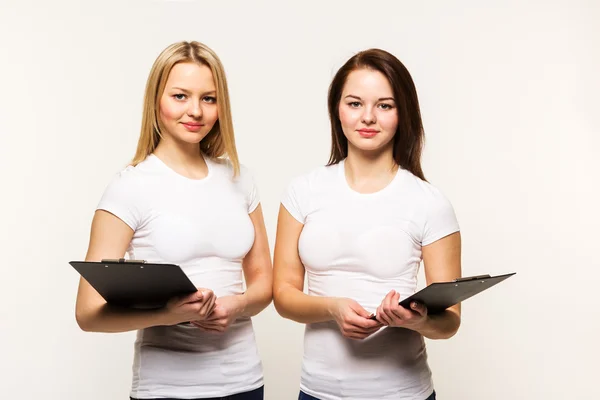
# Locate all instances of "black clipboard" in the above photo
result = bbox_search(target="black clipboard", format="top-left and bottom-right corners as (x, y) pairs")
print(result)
(70, 258), (197, 309)
(371, 272), (515, 319)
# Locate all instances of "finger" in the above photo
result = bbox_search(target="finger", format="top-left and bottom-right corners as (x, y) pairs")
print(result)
(176, 290), (204, 306)
(410, 301), (427, 317)
(351, 316), (383, 330)
(384, 290), (395, 309)
(197, 288), (214, 298)
(344, 323), (380, 336)
(392, 300), (414, 321)
(204, 311), (221, 321)
(203, 301), (221, 321)
(376, 306), (393, 326)
(191, 322), (209, 331)
(198, 299), (217, 320)
(381, 290), (396, 317)
(205, 292), (218, 312)
(352, 302), (375, 320)
(358, 325), (382, 335)
(207, 294), (217, 314)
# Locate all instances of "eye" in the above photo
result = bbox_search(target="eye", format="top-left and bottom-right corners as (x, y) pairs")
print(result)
(379, 103), (394, 110)
(173, 94), (186, 101)
(203, 96), (217, 104)
(348, 101), (361, 108)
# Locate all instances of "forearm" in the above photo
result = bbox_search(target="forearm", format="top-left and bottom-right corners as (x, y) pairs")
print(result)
(239, 275), (273, 318)
(274, 285), (335, 324)
(415, 310), (461, 340)
(76, 303), (170, 333)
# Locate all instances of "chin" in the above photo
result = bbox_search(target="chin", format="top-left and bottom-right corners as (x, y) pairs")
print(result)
(348, 139), (388, 153)
(175, 130), (210, 145)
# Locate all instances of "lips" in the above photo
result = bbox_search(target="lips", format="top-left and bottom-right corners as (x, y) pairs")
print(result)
(357, 128), (379, 138)
(182, 122), (204, 131)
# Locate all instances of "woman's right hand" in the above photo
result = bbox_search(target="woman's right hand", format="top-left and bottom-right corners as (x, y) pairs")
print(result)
(328, 298), (383, 340)
(162, 288), (217, 326)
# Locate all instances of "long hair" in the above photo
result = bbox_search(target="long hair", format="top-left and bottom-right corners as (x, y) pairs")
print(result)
(327, 49), (426, 181)
(131, 41), (240, 176)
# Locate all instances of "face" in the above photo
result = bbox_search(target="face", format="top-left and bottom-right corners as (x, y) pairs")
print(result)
(159, 62), (218, 145)
(338, 68), (398, 154)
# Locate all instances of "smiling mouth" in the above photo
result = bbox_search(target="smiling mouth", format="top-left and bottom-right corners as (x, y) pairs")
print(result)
(357, 129), (379, 137)
(182, 122), (204, 131)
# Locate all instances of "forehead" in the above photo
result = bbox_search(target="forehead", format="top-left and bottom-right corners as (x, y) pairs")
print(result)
(164, 62), (215, 90)
(342, 68), (393, 97)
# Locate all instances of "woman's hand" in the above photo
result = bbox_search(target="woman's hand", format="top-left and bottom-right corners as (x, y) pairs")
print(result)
(192, 295), (247, 333)
(329, 298), (382, 340)
(162, 288), (217, 326)
(376, 290), (428, 331)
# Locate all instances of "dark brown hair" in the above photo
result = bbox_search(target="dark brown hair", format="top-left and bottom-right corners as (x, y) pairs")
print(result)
(327, 48), (426, 181)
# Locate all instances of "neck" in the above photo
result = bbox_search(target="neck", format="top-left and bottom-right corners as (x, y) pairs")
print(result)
(344, 145), (397, 183)
(153, 136), (208, 179)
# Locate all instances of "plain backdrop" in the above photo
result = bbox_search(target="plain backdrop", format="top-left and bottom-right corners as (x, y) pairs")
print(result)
(1, 1), (598, 399)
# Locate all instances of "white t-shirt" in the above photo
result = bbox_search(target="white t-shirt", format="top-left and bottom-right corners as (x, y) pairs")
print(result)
(281, 159), (460, 400)
(96, 154), (263, 399)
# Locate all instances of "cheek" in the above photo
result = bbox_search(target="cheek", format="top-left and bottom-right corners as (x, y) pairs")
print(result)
(159, 97), (182, 122)
(380, 112), (399, 135)
(205, 105), (219, 124)
(338, 106), (358, 128)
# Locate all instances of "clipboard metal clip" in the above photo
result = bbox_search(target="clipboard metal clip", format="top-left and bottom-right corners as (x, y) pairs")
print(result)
(453, 274), (491, 282)
(101, 258), (147, 264)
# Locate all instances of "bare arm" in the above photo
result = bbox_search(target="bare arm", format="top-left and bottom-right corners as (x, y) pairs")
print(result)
(272, 205), (380, 341)
(238, 204), (273, 317)
(417, 231), (462, 339)
(272, 205), (337, 323)
(75, 210), (214, 333)
(376, 232), (462, 340)
(192, 205), (273, 333)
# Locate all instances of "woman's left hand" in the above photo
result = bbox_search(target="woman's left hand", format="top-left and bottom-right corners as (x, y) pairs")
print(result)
(375, 290), (428, 331)
(191, 295), (246, 333)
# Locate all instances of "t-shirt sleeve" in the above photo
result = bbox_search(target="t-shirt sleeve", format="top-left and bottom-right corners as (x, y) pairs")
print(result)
(96, 170), (143, 231)
(422, 188), (460, 246)
(280, 175), (309, 224)
(239, 164), (260, 213)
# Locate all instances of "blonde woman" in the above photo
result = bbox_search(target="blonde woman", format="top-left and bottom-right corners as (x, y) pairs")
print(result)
(75, 41), (272, 400)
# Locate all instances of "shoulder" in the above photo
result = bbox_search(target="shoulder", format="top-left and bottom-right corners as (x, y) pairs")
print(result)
(103, 162), (148, 192)
(99, 156), (166, 204)
(285, 163), (340, 194)
(399, 170), (460, 243)
(400, 169), (452, 206)
(208, 157), (256, 186)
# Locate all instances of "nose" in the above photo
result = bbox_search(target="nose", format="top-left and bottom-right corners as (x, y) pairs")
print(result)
(361, 106), (376, 124)
(187, 99), (202, 119)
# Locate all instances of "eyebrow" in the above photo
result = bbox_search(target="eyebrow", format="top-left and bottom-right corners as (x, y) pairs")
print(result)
(171, 87), (216, 95)
(345, 94), (395, 102)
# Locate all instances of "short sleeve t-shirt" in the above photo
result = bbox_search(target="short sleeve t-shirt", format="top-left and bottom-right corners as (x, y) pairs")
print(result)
(280, 160), (460, 400)
(97, 154), (263, 399)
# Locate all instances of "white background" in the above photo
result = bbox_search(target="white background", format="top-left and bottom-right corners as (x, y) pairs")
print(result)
(1, 0), (598, 399)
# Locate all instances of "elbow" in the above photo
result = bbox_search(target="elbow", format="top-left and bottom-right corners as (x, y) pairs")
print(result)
(439, 326), (460, 340)
(75, 310), (94, 332)
(448, 318), (461, 338)
(75, 304), (102, 332)
(260, 284), (274, 311)
(432, 315), (461, 340)
(272, 286), (291, 320)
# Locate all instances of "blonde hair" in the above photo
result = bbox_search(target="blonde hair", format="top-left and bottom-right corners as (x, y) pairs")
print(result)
(131, 41), (240, 176)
